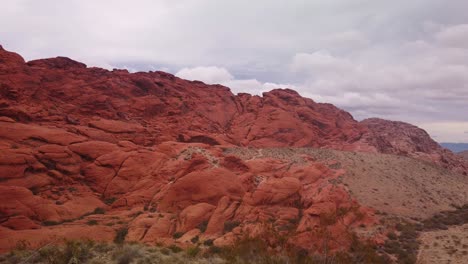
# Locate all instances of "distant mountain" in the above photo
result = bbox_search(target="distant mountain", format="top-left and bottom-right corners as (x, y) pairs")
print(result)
(440, 143), (468, 153)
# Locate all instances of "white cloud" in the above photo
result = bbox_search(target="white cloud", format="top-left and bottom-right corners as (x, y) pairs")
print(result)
(282, 24), (468, 141)
(290, 52), (355, 77)
(318, 30), (370, 51)
(435, 24), (468, 48)
(175, 66), (293, 95)
(175, 66), (233, 84)
(416, 122), (468, 143)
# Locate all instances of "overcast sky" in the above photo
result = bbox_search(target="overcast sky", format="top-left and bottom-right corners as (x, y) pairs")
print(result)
(2, 0), (468, 142)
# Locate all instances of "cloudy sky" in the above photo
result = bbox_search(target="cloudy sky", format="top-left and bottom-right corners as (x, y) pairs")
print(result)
(2, 0), (468, 142)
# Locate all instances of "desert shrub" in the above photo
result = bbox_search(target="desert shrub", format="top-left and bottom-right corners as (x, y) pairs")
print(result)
(168, 245), (182, 253)
(94, 242), (114, 253)
(105, 197), (117, 205)
(383, 221), (422, 264)
(38, 245), (64, 264)
(218, 237), (271, 263)
(190, 235), (199, 244)
(383, 240), (400, 254)
(197, 220), (208, 233)
(112, 244), (142, 264)
(36, 240), (95, 264)
(114, 227), (128, 244)
(87, 220), (98, 225)
(159, 247), (170, 255)
(186, 246), (200, 257)
(223, 220), (240, 233)
(172, 232), (184, 239)
(208, 245), (222, 255)
(340, 234), (391, 264)
(93, 207), (105, 214)
(203, 239), (214, 246)
(388, 232), (397, 240)
(62, 240), (95, 263)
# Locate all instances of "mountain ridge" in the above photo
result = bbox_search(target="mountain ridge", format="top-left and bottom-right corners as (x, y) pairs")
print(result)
(1, 45), (467, 259)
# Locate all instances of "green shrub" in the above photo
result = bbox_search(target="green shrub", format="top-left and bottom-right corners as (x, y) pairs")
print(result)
(105, 197), (117, 205)
(168, 245), (182, 253)
(186, 246), (200, 257)
(112, 244), (142, 264)
(388, 232), (397, 240)
(172, 232), (184, 239)
(197, 220), (208, 233)
(190, 235), (199, 244)
(223, 220), (240, 233)
(93, 207), (105, 214)
(203, 239), (214, 246)
(114, 228), (128, 244)
(208, 245), (222, 254)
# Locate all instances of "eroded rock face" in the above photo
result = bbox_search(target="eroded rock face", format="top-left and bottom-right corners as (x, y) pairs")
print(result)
(361, 118), (468, 175)
(0, 47), (370, 151)
(0, 120), (376, 253)
(0, 46), (465, 253)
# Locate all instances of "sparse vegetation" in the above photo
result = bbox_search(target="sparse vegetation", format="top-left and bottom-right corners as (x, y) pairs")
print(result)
(86, 219), (98, 225)
(112, 244), (142, 264)
(190, 235), (199, 244)
(0, 235), (397, 264)
(172, 232), (184, 239)
(105, 197), (117, 205)
(93, 207), (106, 214)
(197, 220), (209, 233)
(186, 246), (200, 257)
(203, 239), (214, 246)
(167, 245), (182, 253)
(114, 227), (128, 244)
(223, 220), (240, 233)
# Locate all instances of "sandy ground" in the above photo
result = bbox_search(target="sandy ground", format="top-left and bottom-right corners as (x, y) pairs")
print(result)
(418, 223), (468, 264)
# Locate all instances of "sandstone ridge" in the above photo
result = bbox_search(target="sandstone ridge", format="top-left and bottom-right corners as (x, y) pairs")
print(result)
(0, 46), (467, 255)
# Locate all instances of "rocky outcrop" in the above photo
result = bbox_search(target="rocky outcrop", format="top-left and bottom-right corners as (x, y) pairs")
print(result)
(0, 46), (369, 151)
(0, 46), (465, 253)
(361, 118), (468, 175)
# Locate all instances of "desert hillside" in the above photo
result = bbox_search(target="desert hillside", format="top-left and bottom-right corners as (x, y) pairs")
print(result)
(1, 46), (468, 263)
(459, 151), (468, 160)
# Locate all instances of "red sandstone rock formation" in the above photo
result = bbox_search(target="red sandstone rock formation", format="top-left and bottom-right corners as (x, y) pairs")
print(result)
(361, 118), (468, 175)
(0, 46), (465, 253)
